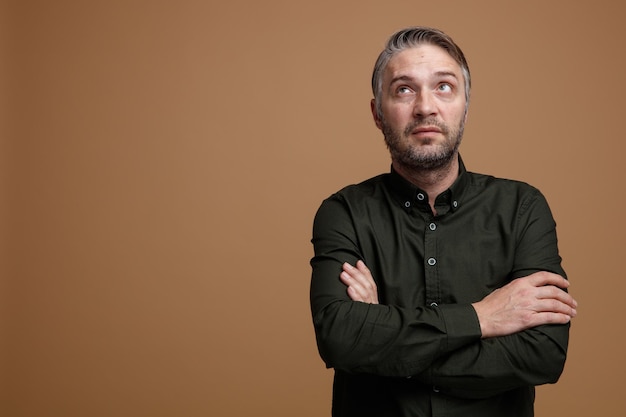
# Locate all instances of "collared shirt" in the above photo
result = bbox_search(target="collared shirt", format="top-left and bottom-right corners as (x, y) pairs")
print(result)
(310, 157), (569, 417)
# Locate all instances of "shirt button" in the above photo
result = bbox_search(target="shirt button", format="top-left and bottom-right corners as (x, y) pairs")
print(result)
(433, 386), (440, 393)
(427, 258), (436, 266)
(429, 222), (436, 231)
(430, 302), (438, 307)
(452, 200), (458, 208)
(417, 193), (425, 201)
(404, 201), (411, 208)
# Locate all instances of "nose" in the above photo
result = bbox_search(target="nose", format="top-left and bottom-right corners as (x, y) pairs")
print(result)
(413, 90), (436, 118)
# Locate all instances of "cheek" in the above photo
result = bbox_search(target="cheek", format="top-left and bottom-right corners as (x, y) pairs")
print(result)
(382, 104), (412, 126)
(443, 105), (467, 126)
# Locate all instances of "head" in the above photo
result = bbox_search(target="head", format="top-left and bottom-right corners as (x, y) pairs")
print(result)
(372, 27), (471, 120)
(371, 27), (471, 172)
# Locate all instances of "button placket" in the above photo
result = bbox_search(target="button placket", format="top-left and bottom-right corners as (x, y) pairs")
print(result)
(423, 213), (439, 305)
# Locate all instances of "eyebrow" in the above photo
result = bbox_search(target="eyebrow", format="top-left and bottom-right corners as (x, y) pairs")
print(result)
(389, 71), (459, 85)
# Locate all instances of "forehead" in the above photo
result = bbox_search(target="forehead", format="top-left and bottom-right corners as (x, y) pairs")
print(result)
(383, 44), (462, 83)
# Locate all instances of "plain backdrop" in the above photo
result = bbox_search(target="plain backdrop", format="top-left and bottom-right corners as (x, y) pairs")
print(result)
(2, 0), (625, 416)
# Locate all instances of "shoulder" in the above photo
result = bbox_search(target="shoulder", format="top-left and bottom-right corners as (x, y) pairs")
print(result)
(324, 173), (390, 203)
(313, 174), (391, 224)
(465, 171), (550, 216)
(467, 171), (542, 196)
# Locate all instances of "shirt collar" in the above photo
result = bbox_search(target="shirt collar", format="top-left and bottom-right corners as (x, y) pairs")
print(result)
(386, 155), (469, 214)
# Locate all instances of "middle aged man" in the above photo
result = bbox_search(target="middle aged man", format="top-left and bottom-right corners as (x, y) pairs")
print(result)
(310, 26), (577, 417)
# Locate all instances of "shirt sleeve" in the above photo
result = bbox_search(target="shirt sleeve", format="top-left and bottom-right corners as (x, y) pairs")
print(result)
(417, 189), (570, 399)
(310, 194), (482, 377)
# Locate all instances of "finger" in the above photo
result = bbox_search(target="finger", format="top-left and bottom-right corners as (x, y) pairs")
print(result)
(530, 311), (573, 327)
(339, 270), (353, 285)
(342, 263), (365, 284)
(345, 281), (375, 303)
(340, 270), (371, 301)
(346, 283), (366, 302)
(345, 261), (370, 276)
(526, 271), (570, 289)
(343, 262), (376, 289)
(355, 261), (377, 289)
(341, 262), (378, 304)
(342, 262), (362, 276)
(534, 298), (577, 317)
(536, 286), (578, 308)
(340, 271), (362, 300)
(355, 260), (371, 274)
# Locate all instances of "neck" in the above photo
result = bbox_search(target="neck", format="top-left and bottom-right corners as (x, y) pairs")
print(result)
(392, 154), (459, 212)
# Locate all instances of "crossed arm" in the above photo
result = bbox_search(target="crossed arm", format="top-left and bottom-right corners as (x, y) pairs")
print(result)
(312, 189), (578, 397)
(340, 260), (577, 339)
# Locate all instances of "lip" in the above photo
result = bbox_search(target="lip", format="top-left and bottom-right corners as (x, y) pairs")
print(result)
(412, 126), (442, 135)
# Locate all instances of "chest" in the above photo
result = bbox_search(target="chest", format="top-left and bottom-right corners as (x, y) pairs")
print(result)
(355, 206), (518, 307)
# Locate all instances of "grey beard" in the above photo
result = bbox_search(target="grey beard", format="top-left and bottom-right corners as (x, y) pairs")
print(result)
(383, 118), (464, 171)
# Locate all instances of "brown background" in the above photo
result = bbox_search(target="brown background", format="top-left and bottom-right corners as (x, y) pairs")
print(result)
(2, 0), (624, 416)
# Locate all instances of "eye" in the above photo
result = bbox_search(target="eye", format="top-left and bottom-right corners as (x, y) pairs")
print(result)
(397, 86), (413, 94)
(437, 83), (452, 93)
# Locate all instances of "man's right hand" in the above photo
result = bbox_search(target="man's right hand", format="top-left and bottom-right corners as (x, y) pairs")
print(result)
(340, 260), (379, 304)
(472, 271), (578, 339)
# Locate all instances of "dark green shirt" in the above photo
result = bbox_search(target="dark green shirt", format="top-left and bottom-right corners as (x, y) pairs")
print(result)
(310, 157), (569, 417)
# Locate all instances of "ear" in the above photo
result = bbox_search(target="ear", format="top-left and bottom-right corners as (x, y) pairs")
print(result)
(371, 99), (383, 130)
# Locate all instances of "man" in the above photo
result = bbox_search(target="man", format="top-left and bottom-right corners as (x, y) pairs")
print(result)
(310, 27), (577, 417)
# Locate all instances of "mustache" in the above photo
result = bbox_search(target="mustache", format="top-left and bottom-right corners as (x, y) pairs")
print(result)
(403, 118), (449, 136)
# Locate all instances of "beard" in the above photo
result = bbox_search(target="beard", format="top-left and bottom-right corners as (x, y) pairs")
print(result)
(382, 116), (465, 171)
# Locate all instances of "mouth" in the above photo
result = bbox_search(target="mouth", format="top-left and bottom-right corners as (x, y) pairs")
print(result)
(411, 126), (442, 135)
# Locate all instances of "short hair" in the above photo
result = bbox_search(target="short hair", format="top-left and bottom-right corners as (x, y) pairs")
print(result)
(371, 26), (471, 118)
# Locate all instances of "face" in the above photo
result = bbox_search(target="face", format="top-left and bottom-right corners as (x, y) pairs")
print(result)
(372, 44), (468, 171)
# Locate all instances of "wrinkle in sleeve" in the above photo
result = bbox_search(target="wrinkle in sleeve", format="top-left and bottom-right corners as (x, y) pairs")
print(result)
(421, 322), (569, 399)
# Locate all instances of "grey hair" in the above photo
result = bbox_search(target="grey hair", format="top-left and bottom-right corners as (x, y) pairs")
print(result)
(371, 27), (471, 119)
